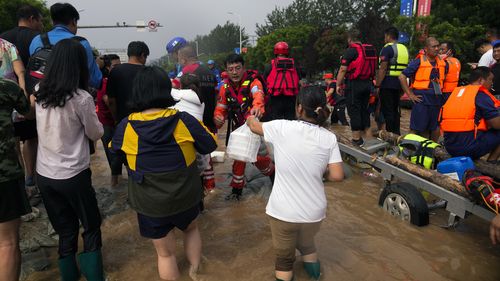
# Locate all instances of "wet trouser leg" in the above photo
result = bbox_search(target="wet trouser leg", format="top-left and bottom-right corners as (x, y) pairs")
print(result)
(202, 158), (215, 191)
(379, 88), (401, 135)
(37, 169), (102, 258)
(335, 102), (348, 125)
(230, 160), (246, 189)
(268, 216), (322, 272)
(101, 125), (122, 176)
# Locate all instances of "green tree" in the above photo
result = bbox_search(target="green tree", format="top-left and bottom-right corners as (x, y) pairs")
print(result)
(245, 25), (317, 75)
(0, 0), (50, 33)
(194, 21), (249, 56)
(313, 25), (348, 73)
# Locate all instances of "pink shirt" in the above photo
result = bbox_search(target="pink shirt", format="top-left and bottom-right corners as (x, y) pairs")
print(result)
(36, 89), (103, 179)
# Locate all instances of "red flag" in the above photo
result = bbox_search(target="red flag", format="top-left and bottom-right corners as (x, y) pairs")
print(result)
(417, 0), (432, 16)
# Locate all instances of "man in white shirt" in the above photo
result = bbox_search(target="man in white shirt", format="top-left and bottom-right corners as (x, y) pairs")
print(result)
(475, 39), (496, 68)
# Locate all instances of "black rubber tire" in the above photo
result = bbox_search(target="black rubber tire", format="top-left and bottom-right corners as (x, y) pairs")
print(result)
(378, 182), (429, 226)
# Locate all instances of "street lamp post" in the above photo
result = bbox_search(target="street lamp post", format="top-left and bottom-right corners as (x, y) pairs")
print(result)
(228, 11), (242, 54)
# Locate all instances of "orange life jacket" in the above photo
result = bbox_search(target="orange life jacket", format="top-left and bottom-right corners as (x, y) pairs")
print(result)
(412, 55), (445, 90)
(440, 85), (500, 137)
(442, 57), (461, 93)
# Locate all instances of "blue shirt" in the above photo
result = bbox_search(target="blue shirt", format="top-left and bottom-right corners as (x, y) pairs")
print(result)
(379, 45), (402, 90)
(402, 58), (447, 106)
(29, 25), (102, 89)
(444, 91), (500, 151)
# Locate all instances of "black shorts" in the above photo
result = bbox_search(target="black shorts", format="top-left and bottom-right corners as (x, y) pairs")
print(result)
(13, 119), (37, 141)
(137, 204), (200, 239)
(0, 178), (31, 223)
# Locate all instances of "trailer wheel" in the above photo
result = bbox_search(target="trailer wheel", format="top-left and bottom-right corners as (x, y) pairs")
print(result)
(378, 182), (429, 226)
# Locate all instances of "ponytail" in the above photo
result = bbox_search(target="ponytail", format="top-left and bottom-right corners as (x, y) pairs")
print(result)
(297, 86), (330, 126)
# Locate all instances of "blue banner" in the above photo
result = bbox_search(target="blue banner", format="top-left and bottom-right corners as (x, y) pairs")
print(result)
(399, 32), (410, 43)
(400, 0), (413, 17)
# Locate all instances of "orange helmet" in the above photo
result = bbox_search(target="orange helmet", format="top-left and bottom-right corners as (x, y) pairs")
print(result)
(323, 73), (334, 79)
(274, 41), (289, 55)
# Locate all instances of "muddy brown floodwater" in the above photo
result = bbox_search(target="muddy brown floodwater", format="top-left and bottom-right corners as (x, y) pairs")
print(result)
(25, 109), (500, 281)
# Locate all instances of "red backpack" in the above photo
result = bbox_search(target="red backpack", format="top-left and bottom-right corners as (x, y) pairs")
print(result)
(346, 43), (377, 80)
(266, 58), (300, 96)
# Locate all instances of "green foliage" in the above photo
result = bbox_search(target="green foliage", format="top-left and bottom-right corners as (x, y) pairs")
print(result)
(245, 25), (317, 74)
(193, 21), (249, 56)
(0, 0), (50, 33)
(314, 26), (348, 73)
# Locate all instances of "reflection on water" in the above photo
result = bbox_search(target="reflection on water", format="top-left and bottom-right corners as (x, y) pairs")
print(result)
(26, 110), (500, 281)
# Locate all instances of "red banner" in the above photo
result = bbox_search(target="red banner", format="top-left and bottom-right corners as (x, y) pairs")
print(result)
(417, 0), (432, 16)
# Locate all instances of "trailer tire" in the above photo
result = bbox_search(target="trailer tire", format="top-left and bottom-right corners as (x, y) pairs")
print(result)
(378, 182), (429, 226)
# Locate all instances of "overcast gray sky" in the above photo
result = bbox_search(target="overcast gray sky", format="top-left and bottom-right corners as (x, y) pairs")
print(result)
(45, 0), (295, 60)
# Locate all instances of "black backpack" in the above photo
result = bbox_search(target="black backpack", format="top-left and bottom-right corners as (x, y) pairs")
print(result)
(26, 33), (86, 93)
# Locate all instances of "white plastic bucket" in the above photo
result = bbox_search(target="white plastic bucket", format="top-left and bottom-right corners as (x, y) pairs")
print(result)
(226, 124), (261, 162)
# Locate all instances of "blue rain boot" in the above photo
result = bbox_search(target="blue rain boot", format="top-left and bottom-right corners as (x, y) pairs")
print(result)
(78, 250), (105, 281)
(303, 261), (321, 280)
(58, 255), (80, 281)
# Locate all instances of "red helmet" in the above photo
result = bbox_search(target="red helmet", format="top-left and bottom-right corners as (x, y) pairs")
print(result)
(323, 73), (334, 79)
(221, 71), (228, 79)
(274, 41), (289, 55)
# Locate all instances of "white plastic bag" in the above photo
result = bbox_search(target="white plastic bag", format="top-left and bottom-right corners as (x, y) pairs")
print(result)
(226, 123), (261, 162)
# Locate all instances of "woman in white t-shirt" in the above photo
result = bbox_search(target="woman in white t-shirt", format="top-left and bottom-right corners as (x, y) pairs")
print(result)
(247, 86), (344, 281)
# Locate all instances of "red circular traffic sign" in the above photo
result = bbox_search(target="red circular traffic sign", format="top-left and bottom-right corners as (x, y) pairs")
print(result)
(148, 20), (157, 30)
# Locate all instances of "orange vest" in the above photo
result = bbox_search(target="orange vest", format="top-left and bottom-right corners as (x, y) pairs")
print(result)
(442, 57), (461, 93)
(440, 85), (500, 137)
(412, 56), (446, 90)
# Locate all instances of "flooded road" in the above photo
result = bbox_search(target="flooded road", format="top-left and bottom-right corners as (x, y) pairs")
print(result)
(25, 110), (500, 281)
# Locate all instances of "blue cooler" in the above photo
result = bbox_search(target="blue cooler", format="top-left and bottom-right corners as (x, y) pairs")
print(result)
(437, 157), (475, 182)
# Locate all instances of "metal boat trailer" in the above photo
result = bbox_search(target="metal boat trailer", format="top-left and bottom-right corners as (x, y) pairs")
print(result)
(338, 141), (495, 227)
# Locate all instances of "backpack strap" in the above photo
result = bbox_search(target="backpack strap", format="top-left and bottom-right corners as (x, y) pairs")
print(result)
(40, 33), (51, 49)
(72, 36), (87, 42)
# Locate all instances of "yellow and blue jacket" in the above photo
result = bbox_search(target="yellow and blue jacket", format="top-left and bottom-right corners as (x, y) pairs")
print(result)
(110, 108), (217, 217)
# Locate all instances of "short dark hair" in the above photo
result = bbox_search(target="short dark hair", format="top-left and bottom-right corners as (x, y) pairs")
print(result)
(347, 28), (361, 41)
(180, 73), (203, 103)
(296, 86), (330, 126)
(36, 38), (89, 108)
(487, 27), (498, 38)
(384, 27), (399, 40)
(50, 3), (79, 25)
(469, 66), (492, 83)
(225, 54), (244, 66)
(442, 41), (455, 54)
(474, 38), (490, 50)
(106, 54), (120, 62)
(17, 4), (42, 21)
(127, 41), (150, 58)
(129, 66), (175, 112)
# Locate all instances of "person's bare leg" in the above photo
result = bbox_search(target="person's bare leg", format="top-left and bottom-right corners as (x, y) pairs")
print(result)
(183, 220), (201, 277)
(15, 140), (24, 173)
(430, 129), (441, 143)
(0, 219), (21, 281)
(152, 231), (179, 280)
(302, 252), (318, 263)
(111, 175), (119, 187)
(352, 130), (361, 141)
(22, 138), (37, 180)
(487, 145), (500, 162)
(275, 270), (294, 281)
